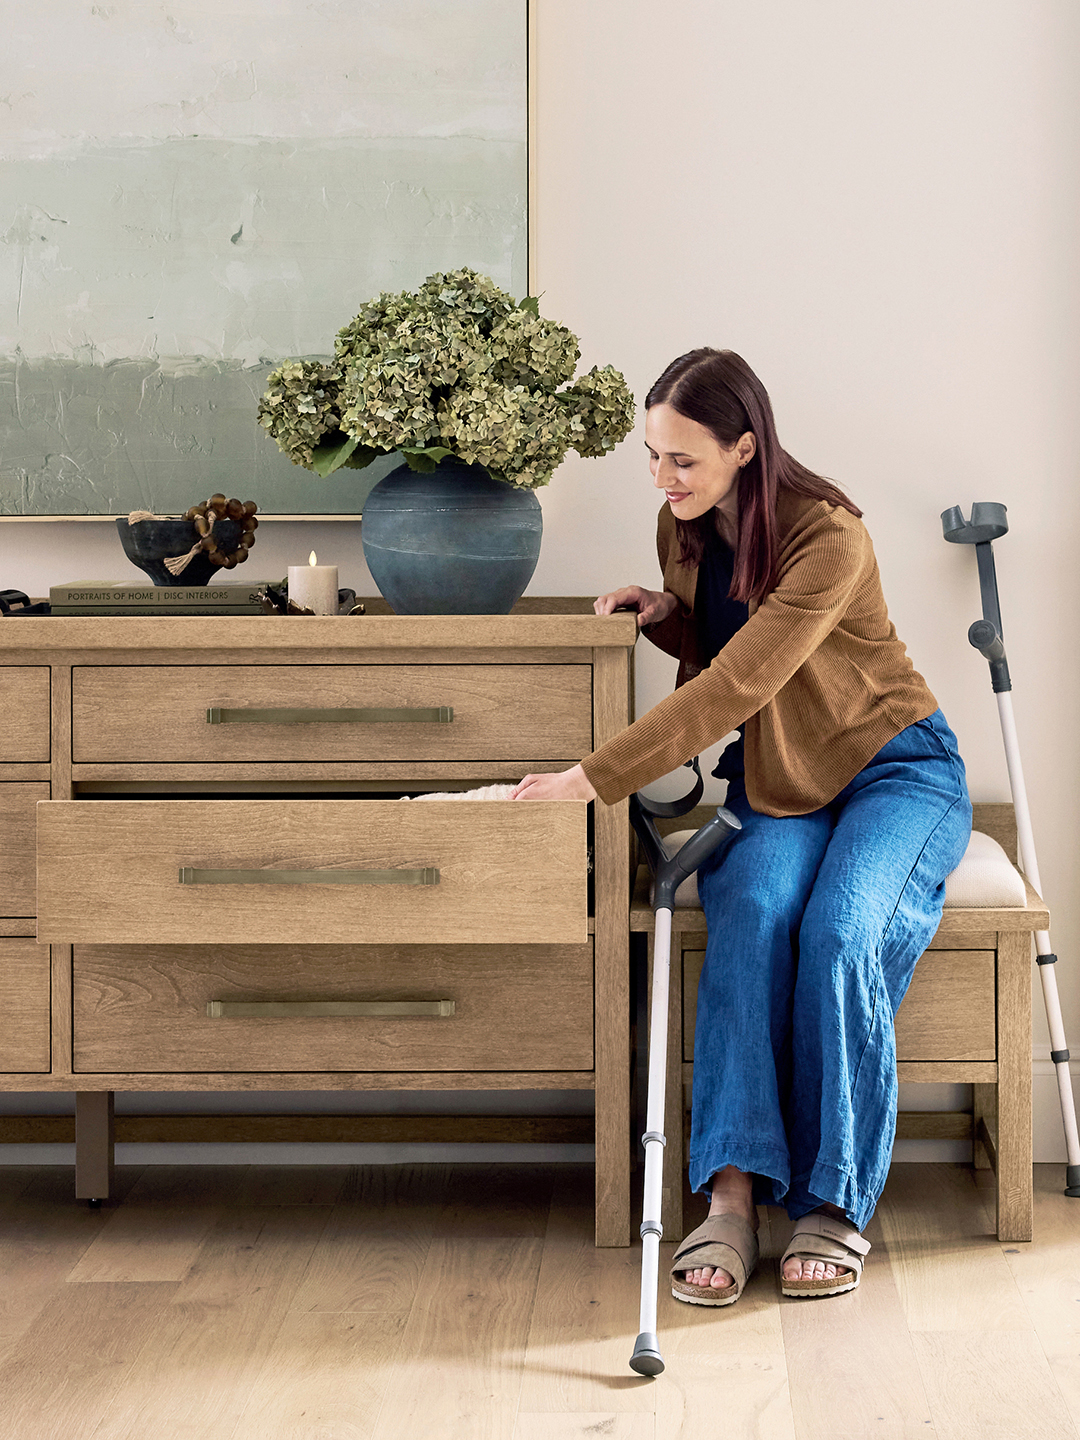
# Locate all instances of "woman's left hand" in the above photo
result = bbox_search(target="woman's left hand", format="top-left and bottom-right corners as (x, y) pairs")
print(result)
(510, 764), (597, 802)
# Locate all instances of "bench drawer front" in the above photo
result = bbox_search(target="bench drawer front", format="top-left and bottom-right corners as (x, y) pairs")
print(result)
(1, 784), (49, 918)
(72, 941), (593, 1073)
(682, 947), (997, 1062)
(0, 939), (50, 1072)
(71, 665), (592, 762)
(37, 799), (588, 946)
(894, 951), (996, 1061)
(0, 668), (49, 762)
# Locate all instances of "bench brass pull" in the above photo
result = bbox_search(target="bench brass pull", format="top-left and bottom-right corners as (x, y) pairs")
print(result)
(206, 706), (453, 725)
(179, 866), (439, 886)
(206, 999), (455, 1019)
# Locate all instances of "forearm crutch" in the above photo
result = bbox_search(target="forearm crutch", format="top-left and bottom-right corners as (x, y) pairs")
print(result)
(943, 502), (1080, 1197)
(628, 760), (742, 1376)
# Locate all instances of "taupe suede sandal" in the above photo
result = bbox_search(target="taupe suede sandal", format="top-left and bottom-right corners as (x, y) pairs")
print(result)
(780, 1213), (871, 1298)
(670, 1214), (759, 1307)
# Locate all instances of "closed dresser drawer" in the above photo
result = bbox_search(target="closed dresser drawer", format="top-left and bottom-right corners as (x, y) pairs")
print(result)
(37, 798), (588, 946)
(1, 783), (49, 917)
(0, 668), (50, 762)
(0, 939), (50, 1072)
(71, 665), (592, 762)
(683, 947), (997, 1062)
(72, 941), (593, 1073)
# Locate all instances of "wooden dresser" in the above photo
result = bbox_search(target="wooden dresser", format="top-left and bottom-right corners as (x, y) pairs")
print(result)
(0, 603), (638, 1246)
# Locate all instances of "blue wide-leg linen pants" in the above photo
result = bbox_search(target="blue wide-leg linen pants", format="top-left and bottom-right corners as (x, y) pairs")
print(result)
(689, 708), (972, 1232)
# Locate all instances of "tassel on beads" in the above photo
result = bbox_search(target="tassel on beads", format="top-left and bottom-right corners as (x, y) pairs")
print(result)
(163, 511), (215, 576)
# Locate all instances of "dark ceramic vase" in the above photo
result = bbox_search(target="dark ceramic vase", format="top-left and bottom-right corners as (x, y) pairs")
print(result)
(360, 459), (542, 614)
(116, 516), (245, 586)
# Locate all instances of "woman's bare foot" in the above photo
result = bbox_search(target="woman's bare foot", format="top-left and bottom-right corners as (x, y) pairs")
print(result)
(680, 1165), (758, 1292)
(781, 1202), (855, 1285)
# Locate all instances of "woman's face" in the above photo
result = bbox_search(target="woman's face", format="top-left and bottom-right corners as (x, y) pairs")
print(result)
(645, 403), (755, 523)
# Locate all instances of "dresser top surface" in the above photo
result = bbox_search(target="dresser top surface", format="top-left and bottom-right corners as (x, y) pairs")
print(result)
(0, 607), (639, 656)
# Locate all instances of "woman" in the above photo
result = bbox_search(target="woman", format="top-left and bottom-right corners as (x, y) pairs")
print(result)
(511, 348), (972, 1304)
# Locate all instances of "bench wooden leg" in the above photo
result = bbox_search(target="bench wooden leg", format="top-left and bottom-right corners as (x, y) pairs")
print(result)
(973, 1083), (997, 1170)
(75, 1091), (114, 1203)
(995, 930), (1033, 1242)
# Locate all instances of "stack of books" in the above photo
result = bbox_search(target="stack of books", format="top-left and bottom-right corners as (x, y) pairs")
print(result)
(49, 582), (271, 616)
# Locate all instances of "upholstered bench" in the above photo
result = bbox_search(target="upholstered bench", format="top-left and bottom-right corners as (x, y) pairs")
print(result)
(629, 802), (1048, 1243)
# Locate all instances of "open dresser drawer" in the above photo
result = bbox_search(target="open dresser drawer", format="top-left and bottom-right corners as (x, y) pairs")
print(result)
(36, 799), (589, 947)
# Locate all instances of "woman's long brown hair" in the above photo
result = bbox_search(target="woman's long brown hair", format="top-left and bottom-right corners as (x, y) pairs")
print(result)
(646, 348), (861, 603)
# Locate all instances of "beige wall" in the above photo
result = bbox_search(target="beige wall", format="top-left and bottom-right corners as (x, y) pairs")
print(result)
(2, 0), (1077, 1158)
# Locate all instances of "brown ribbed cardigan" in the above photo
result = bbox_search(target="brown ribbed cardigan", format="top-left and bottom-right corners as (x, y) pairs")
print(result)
(580, 488), (939, 815)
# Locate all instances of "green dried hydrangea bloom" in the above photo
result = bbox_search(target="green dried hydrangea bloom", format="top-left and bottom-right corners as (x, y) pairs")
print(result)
(439, 377), (570, 489)
(415, 268), (518, 330)
(558, 365), (638, 459)
(488, 310), (580, 393)
(259, 267), (634, 489)
(340, 356), (443, 452)
(256, 360), (346, 471)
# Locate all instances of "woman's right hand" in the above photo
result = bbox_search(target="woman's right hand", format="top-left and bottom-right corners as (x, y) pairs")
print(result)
(593, 585), (678, 628)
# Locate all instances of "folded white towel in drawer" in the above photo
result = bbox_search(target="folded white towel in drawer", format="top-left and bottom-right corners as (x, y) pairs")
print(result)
(408, 784), (517, 801)
(654, 827), (1029, 910)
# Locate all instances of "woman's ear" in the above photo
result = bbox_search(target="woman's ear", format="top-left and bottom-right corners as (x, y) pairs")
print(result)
(737, 431), (757, 467)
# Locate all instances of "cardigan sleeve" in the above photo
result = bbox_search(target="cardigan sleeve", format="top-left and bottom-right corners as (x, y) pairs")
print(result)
(580, 513), (870, 803)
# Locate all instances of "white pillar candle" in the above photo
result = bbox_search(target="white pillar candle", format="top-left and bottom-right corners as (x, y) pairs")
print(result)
(287, 551), (339, 615)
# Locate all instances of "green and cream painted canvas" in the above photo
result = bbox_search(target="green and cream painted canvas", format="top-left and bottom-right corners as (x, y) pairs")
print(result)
(0, 0), (528, 515)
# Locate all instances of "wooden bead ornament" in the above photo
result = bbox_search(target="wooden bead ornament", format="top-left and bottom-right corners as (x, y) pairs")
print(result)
(166, 497), (259, 576)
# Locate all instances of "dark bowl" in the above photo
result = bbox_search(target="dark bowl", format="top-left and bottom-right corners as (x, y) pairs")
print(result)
(115, 516), (245, 586)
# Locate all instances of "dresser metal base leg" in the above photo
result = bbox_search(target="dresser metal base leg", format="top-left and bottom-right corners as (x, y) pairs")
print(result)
(75, 1091), (115, 1202)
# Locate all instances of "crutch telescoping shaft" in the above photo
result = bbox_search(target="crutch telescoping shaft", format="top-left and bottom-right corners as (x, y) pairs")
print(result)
(628, 758), (742, 1376)
(942, 502), (1080, 1197)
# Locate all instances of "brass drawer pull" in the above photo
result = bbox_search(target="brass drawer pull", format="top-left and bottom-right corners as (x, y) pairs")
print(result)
(206, 999), (455, 1019)
(205, 706), (454, 725)
(179, 866), (440, 886)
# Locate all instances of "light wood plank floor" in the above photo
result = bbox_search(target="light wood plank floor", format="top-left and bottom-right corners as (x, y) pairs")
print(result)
(0, 1161), (1077, 1439)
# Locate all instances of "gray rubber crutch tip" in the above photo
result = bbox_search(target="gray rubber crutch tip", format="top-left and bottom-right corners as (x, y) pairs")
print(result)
(629, 1333), (665, 1376)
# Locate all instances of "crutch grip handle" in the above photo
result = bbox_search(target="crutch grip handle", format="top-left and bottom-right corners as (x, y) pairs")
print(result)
(968, 619), (1004, 662)
(967, 619), (1011, 692)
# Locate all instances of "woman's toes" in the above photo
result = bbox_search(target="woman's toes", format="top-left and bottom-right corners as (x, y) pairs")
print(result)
(783, 1258), (847, 1283)
(681, 1265), (734, 1289)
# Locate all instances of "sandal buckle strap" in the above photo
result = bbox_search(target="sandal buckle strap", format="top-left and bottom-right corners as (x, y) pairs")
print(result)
(788, 1214), (871, 1256)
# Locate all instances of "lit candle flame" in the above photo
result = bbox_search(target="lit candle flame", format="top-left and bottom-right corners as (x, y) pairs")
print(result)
(309, 551), (318, 566)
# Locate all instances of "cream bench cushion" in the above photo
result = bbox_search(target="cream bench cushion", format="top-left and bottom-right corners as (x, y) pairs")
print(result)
(658, 826), (1026, 910)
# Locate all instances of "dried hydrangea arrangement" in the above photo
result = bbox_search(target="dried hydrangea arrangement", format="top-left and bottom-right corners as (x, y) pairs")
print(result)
(257, 268), (635, 490)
